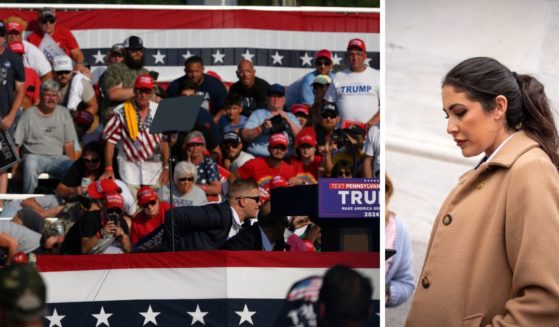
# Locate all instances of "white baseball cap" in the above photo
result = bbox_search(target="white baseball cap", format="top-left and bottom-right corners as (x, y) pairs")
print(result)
(52, 55), (73, 72)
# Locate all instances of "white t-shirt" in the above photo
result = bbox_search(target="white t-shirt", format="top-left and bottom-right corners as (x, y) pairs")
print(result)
(22, 40), (52, 78)
(230, 151), (255, 173)
(158, 183), (208, 208)
(324, 66), (380, 124)
(114, 179), (138, 216)
(363, 125), (380, 178)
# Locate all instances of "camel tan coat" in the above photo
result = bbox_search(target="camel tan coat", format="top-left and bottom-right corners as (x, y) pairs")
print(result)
(406, 131), (559, 327)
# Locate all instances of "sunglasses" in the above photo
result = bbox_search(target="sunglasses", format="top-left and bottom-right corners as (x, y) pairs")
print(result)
(316, 60), (331, 66)
(236, 195), (261, 203)
(41, 17), (56, 25)
(55, 71), (72, 76)
(135, 88), (153, 95)
(224, 141), (240, 148)
(143, 200), (157, 209)
(338, 171), (352, 177)
(178, 177), (195, 182)
(322, 112), (338, 119)
(272, 145), (287, 151)
(83, 158), (100, 164)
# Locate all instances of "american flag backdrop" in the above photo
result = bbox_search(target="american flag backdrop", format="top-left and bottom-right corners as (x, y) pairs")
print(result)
(37, 251), (380, 326)
(0, 6), (379, 85)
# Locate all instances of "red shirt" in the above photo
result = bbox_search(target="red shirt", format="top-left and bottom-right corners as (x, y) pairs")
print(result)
(27, 26), (80, 57)
(291, 155), (323, 184)
(237, 157), (296, 196)
(24, 67), (40, 104)
(130, 201), (171, 244)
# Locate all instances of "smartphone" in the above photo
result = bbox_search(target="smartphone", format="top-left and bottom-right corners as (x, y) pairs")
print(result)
(81, 177), (91, 188)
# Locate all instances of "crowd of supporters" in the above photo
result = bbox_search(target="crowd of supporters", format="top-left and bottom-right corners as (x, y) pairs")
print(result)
(0, 7), (379, 262)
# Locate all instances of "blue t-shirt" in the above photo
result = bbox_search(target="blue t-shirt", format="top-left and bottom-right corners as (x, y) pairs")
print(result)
(243, 109), (301, 157)
(218, 115), (247, 134)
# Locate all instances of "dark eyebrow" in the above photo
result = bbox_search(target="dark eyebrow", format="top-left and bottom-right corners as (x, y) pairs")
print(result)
(446, 103), (466, 112)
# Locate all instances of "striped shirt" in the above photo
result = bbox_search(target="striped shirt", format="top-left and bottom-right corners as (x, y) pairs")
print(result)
(103, 101), (161, 163)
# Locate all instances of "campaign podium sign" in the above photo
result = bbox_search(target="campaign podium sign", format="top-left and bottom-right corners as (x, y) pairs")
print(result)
(318, 178), (380, 218)
(0, 131), (20, 173)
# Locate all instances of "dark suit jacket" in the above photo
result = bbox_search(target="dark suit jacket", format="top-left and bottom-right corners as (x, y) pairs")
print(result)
(162, 202), (233, 251)
(220, 223), (287, 251)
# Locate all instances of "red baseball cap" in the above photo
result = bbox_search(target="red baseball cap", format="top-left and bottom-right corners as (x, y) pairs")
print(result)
(296, 133), (317, 147)
(134, 74), (154, 89)
(269, 175), (289, 189)
(291, 104), (310, 116)
(137, 185), (158, 207)
(87, 179), (121, 199)
(269, 133), (289, 148)
(347, 38), (366, 52)
(315, 49), (332, 61)
(8, 41), (24, 54)
(105, 193), (124, 210)
(6, 22), (23, 33)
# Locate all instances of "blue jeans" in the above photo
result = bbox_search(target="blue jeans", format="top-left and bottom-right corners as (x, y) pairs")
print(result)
(22, 154), (73, 194)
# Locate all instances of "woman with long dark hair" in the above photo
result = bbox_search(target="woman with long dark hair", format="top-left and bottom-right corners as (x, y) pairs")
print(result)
(406, 57), (559, 326)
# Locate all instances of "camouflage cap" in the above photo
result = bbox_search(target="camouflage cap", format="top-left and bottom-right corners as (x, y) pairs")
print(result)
(0, 264), (47, 323)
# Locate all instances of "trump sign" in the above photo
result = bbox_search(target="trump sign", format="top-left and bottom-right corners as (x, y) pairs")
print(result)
(318, 178), (380, 218)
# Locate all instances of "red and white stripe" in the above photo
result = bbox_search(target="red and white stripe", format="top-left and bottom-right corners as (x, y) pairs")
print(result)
(0, 7), (379, 85)
(37, 251), (380, 303)
(103, 108), (161, 163)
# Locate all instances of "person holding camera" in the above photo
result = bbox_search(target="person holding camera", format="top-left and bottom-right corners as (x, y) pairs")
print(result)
(241, 84), (301, 157)
(323, 122), (367, 177)
(298, 102), (341, 156)
(59, 179), (131, 254)
(55, 141), (138, 216)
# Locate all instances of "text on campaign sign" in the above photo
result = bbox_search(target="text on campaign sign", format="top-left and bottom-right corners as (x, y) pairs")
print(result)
(319, 178), (380, 218)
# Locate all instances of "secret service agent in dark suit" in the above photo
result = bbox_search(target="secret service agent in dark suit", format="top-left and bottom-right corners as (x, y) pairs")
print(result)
(221, 200), (288, 251)
(162, 179), (261, 251)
